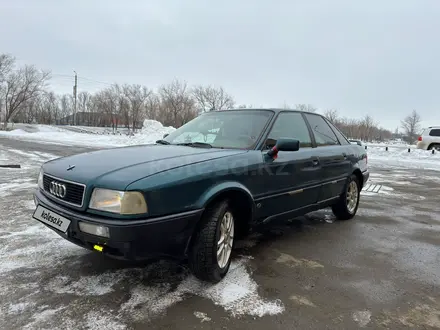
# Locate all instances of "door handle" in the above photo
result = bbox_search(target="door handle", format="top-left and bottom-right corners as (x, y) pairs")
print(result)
(342, 153), (347, 159)
(312, 159), (320, 166)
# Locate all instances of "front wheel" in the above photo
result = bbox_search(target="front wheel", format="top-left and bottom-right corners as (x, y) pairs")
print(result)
(188, 200), (235, 283)
(331, 174), (360, 220)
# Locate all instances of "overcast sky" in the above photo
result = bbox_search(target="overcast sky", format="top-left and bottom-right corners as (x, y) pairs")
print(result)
(1, 0), (439, 131)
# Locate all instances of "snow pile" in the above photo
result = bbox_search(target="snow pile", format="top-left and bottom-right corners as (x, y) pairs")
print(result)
(0, 120), (176, 148)
(1, 128), (29, 136)
(367, 146), (440, 171)
(138, 119), (175, 139)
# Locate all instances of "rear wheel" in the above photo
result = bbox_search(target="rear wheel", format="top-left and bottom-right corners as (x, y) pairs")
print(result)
(188, 200), (235, 283)
(428, 144), (440, 151)
(331, 174), (360, 220)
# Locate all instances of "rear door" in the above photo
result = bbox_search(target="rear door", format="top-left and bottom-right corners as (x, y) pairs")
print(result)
(256, 111), (322, 218)
(303, 113), (352, 202)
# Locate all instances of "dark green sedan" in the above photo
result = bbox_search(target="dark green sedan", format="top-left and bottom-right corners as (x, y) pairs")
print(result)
(33, 108), (369, 283)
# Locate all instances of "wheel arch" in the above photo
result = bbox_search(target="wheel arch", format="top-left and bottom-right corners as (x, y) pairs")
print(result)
(352, 168), (364, 189)
(185, 182), (256, 254)
(428, 143), (440, 150)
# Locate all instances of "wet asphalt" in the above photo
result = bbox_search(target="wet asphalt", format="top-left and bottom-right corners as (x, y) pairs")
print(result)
(1, 137), (440, 329)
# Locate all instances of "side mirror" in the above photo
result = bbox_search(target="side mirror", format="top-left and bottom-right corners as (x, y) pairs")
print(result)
(163, 133), (169, 138)
(267, 138), (300, 158)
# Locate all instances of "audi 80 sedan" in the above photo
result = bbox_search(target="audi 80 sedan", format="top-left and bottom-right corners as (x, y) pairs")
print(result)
(33, 108), (369, 283)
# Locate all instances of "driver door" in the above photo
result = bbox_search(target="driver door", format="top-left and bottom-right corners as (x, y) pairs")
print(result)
(256, 111), (322, 219)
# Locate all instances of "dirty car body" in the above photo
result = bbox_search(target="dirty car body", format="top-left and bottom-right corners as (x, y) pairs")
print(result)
(33, 108), (369, 282)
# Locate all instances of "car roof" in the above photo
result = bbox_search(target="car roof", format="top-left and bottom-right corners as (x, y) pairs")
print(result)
(210, 108), (321, 116)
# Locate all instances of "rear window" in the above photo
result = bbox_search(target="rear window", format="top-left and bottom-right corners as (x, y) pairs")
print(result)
(429, 129), (440, 137)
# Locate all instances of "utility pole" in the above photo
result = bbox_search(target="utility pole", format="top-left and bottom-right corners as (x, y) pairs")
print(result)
(73, 70), (77, 126)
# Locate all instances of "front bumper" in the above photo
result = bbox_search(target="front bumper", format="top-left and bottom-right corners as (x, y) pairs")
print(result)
(33, 189), (203, 260)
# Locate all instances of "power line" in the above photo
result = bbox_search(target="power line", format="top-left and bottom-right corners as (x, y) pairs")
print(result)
(77, 76), (113, 86)
(51, 73), (113, 86)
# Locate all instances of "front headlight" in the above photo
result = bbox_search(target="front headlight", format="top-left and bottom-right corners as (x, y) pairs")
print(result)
(37, 169), (44, 190)
(89, 188), (148, 215)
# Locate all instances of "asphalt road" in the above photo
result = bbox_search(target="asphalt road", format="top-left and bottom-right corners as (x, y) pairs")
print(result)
(1, 137), (440, 329)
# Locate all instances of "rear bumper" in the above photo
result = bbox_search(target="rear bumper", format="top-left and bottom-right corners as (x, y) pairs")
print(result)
(33, 189), (203, 261)
(416, 141), (429, 150)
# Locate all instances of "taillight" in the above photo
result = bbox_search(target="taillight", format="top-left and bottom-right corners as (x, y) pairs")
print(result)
(365, 154), (368, 165)
(418, 136), (422, 141)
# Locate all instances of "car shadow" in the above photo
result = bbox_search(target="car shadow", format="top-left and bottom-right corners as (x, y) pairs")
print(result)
(64, 208), (337, 283)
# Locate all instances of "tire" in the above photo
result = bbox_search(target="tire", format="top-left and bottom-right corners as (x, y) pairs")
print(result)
(428, 144), (440, 151)
(188, 199), (235, 283)
(331, 174), (360, 220)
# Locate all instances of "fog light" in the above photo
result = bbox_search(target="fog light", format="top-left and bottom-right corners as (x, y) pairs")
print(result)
(78, 222), (110, 238)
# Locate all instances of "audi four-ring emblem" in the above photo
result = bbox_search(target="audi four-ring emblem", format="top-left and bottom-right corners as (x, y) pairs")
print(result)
(49, 181), (67, 198)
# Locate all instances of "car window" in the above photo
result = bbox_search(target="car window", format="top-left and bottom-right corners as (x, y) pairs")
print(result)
(163, 110), (273, 149)
(264, 112), (312, 149)
(429, 129), (440, 137)
(304, 113), (340, 146)
(325, 119), (350, 145)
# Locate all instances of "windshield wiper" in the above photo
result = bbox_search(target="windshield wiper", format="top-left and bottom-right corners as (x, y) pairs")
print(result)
(155, 139), (171, 145)
(175, 142), (213, 148)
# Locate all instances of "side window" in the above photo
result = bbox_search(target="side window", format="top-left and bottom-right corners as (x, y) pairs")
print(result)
(325, 119), (350, 145)
(304, 113), (340, 146)
(429, 129), (440, 137)
(265, 112), (312, 149)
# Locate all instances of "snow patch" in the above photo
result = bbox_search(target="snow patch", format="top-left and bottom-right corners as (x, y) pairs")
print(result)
(177, 259), (284, 318)
(353, 310), (372, 327)
(0, 181), (36, 196)
(23, 306), (67, 330)
(48, 272), (123, 296)
(194, 311), (211, 322)
(118, 258), (283, 321)
(8, 301), (36, 315)
(0, 120), (176, 148)
(85, 311), (127, 330)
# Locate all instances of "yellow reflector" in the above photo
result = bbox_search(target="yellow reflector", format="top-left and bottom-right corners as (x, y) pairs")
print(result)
(93, 244), (103, 252)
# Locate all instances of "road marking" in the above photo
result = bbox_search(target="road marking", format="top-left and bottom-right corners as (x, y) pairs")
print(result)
(362, 183), (382, 193)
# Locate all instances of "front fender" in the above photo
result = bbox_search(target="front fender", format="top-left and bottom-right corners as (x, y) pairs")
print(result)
(195, 181), (255, 210)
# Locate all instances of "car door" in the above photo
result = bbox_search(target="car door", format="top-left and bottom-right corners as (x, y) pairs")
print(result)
(303, 113), (352, 202)
(255, 111), (323, 219)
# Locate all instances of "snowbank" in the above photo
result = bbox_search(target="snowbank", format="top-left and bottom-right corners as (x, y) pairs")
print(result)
(0, 120), (176, 148)
(366, 145), (440, 172)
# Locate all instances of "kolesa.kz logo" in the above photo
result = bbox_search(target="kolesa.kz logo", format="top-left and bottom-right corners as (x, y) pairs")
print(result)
(41, 210), (64, 227)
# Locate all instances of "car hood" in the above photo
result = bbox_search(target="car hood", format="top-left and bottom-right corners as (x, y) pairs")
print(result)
(42, 144), (248, 189)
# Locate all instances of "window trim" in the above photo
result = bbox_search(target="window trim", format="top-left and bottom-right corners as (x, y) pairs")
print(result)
(324, 118), (350, 145)
(259, 110), (315, 151)
(303, 113), (341, 147)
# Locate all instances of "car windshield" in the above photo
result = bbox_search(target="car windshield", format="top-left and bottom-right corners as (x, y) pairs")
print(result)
(162, 110), (274, 149)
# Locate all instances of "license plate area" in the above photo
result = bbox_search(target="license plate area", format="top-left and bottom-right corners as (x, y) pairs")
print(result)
(33, 205), (71, 233)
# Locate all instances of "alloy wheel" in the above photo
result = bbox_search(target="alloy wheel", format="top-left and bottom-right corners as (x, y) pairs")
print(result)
(217, 211), (234, 268)
(346, 180), (358, 214)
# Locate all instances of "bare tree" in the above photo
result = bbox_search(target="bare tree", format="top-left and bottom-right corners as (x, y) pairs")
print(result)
(295, 104), (317, 112)
(122, 84), (152, 131)
(158, 79), (197, 127)
(323, 109), (339, 124)
(1, 65), (51, 129)
(59, 94), (72, 123)
(401, 109), (421, 143)
(192, 85), (235, 112)
(358, 114), (377, 142)
(0, 54), (15, 82)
